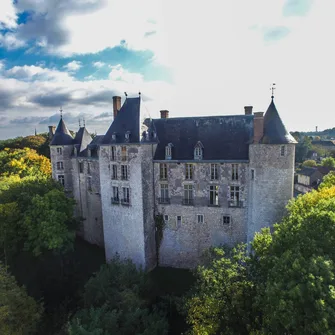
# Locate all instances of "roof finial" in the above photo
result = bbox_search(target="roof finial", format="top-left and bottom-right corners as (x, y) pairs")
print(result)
(124, 92), (128, 97)
(60, 106), (63, 119)
(270, 83), (276, 100)
(83, 117), (86, 127)
(79, 118), (81, 127)
(34, 128), (37, 136)
(139, 91), (141, 97)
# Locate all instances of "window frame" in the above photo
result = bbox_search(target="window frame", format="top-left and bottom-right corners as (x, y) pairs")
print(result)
(280, 145), (285, 157)
(111, 146), (116, 161)
(176, 215), (182, 228)
(112, 186), (119, 203)
(87, 162), (91, 175)
(232, 164), (239, 181)
(56, 147), (62, 155)
(57, 175), (65, 186)
(87, 176), (92, 191)
(121, 165), (128, 180)
(210, 163), (218, 180)
(121, 146), (127, 161)
(79, 162), (84, 173)
(160, 184), (169, 202)
(165, 143), (173, 160)
(111, 164), (118, 180)
(183, 184), (194, 205)
(185, 163), (193, 180)
(223, 215), (231, 225)
(122, 187), (130, 205)
(56, 161), (64, 170)
(209, 185), (219, 206)
(197, 214), (204, 224)
(159, 163), (168, 180)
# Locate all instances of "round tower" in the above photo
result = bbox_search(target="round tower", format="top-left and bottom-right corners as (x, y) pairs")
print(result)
(49, 115), (74, 191)
(247, 97), (297, 244)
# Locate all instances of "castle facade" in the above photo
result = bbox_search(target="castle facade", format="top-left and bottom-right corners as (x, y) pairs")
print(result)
(50, 95), (296, 269)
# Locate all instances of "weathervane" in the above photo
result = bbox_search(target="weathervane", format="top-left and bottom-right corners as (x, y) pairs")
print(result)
(270, 83), (276, 100)
(124, 92), (128, 97)
(79, 118), (81, 127)
(139, 91), (141, 96)
(83, 117), (86, 127)
(60, 106), (63, 119)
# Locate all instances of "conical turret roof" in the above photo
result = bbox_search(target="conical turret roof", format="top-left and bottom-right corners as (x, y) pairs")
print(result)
(261, 98), (297, 144)
(50, 118), (73, 145)
(73, 127), (92, 152)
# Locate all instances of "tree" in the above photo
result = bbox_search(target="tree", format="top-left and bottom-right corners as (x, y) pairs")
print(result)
(295, 136), (312, 163)
(0, 148), (51, 178)
(0, 264), (42, 335)
(302, 159), (317, 167)
(321, 157), (335, 168)
(68, 257), (168, 335)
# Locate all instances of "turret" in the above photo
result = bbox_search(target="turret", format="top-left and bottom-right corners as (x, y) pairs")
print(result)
(50, 115), (74, 191)
(247, 97), (297, 244)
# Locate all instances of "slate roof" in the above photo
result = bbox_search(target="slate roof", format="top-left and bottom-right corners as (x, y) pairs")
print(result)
(312, 140), (335, 147)
(152, 115), (254, 160)
(297, 167), (318, 177)
(50, 117), (73, 145)
(102, 97), (143, 144)
(261, 99), (297, 145)
(73, 127), (92, 153)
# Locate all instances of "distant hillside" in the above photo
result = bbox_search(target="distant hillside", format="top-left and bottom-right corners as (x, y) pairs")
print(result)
(297, 127), (335, 139)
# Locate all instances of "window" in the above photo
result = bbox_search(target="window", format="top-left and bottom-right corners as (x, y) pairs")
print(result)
(194, 142), (203, 160)
(121, 165), (128, 180)
(79, 162), (84, 173)
(57, 147), (62, 154)
(122, 187), (130, 205)
(232, 164), (239, 180)
(160, 163), (168, 180)
(165, 143), (173, 160)
(56, 161), (64, 170)
(125, 131), (130, 141)
(87, 149), (91, 157)
(183, 184), (194, 205)
(112, 186), (119, 203)
(164, 215), (169, 224)
(210, 164), (218, 180)
(209, 185), (219, 206)
(112, 133), (116, 141)
(176, 215), (182, 228)
(111, 146), (116, 161)
(280, 145), (285, 156)
(185, 164), (193, 180)
(230, 186), (240, 206)
(251, 169), (255, 180)
(160, 184), (169, 203)
(112, 165), (118, 180)
(58, 175), (65, 186)
(87, 177), (92, 191)
(197, 214), (204, 224)
(121, 146), (127, 161)
(223, 215), (231, 225)
(87, 162), (91, 174)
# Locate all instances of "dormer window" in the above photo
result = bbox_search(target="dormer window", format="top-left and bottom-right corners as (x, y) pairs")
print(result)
(112, 133), (116, 141)
(73, 147), (77, 157)
(87, 148), (91, 157)
(194, 141), (203, 160)
(165, 143), (173, 160)
(125, 131), (131, 142)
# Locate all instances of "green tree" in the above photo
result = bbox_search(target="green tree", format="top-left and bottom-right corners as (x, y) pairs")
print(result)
(68, 257), (168, 335)
(295, 136), (312, 163)
(321, 157), (335, 168)
(0, 264), (42, 335)
(302, 159), (317, 167)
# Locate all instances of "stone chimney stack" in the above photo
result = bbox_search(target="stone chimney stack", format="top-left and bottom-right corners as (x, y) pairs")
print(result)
(253, 112), (264, 143)
(244, 106), (253, 115)
(160, 110), (169, 119)
(113, 96), (121, 119)
(48, 125), (56, 140)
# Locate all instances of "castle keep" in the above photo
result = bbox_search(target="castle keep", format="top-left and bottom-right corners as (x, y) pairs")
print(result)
(50, 95), (296, 269)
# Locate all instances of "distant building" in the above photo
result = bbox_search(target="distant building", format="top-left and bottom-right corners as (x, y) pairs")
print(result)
(311, 140), (335, 152)
(49, 95), (296, 269)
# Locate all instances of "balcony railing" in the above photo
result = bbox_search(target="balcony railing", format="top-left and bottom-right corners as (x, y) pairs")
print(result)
(182, 198), (194, 206)
(208, 201), (220, 207)
(158, 197), (170, 204)
(111, 198), (119, 205)
(228, 200), (244, 208)
(121, 199), (130, 206)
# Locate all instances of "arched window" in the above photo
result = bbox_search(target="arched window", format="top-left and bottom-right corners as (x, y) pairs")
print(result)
(194, 141), (204, 160)
(165, 143), (173, 160)
(125, 131), (131, 142)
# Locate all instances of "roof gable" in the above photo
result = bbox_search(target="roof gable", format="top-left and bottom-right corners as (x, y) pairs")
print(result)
(73, 127), (92, 152)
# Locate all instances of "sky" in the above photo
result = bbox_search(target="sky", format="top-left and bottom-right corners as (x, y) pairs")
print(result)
(0, 0), (334, 139)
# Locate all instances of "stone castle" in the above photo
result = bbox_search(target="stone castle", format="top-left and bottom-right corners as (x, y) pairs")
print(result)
(49, 94), (296, 269)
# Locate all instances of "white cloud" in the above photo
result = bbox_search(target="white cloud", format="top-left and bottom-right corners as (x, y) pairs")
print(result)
(4, 65), (73, 82)
(63, 60), (82, 72)
(92, 61), (105, 68)
(0, 33), (25, 49)
(108, 64), (143, 85)
(0, 0), (17, 29)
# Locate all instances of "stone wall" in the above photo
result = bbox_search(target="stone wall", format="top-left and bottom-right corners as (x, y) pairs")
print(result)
(247, 144), (295, 244)
(99, 144), (147, 268)
(155, 161), (249, 268)
(71, 156), (104, 247)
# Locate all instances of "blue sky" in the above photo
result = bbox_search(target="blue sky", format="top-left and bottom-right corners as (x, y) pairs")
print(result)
(0, 0), (333, 139)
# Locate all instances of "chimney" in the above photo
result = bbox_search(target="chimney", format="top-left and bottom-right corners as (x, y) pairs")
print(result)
(160, 110), (169, 119)
(244, 106), (253, 115)
(48, 125), (55, 140)
(253, 112), (264, 143)
(113, 96), (121, 119)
